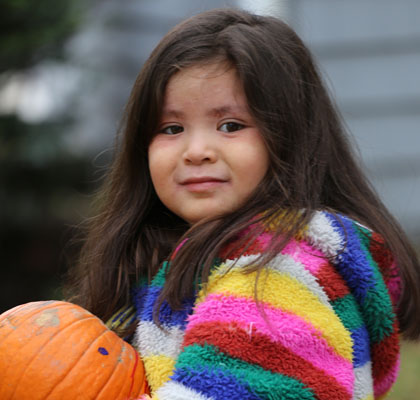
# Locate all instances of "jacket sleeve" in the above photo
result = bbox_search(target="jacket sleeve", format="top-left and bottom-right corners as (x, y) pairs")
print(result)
(304, 211), (401, 399)
(329, 216), (401, 399)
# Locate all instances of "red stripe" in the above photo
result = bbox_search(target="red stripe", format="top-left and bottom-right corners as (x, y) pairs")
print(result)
(367, 232), (401, 385)
(220, 235), (266, 260)
(315, 262), (350, 301)
(183, 321), (352, 400)
(371, 321), (400, 382)
(369, 233), (394, 282)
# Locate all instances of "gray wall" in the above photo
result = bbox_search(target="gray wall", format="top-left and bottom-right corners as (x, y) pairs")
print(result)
(287, 0), (420, 241)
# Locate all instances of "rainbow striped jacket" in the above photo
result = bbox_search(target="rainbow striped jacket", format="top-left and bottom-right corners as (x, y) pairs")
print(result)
(132, 211), (401, 400)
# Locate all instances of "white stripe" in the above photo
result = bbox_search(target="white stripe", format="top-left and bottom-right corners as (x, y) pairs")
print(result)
(352, 362), (374, 400)
(304, 211), (343, 259)
(134, 320), (185, 359)
(219, 252), (333, 309)
(156, 381), (215, 400)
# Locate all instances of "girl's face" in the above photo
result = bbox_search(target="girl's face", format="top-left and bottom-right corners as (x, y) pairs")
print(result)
(148, 63), (269, 224)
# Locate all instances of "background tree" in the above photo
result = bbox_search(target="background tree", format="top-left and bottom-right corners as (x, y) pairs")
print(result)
(0, 0), (92, 312)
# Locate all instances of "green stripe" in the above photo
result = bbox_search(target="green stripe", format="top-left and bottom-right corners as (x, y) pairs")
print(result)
(332, 294), (364, 332)
(354, 223), (372, 245)
(353, 224), (395, 343)
(150, 261), (169, 287)
(176, 343), (316, 400)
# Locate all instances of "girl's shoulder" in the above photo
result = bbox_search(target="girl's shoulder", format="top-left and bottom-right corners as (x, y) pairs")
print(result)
(217, 209), (401, 307)
(221, 210), (376, 262)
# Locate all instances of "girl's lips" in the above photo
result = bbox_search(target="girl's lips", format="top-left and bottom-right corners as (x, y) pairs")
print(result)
(180, 177), (228, 192)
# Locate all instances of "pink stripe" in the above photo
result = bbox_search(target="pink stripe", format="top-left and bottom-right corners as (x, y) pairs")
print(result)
(256, 232), (272, 248)
(387, 261), (402, 306)
(374, 355), (400, 397)
(281, 239), (327, 275)
(238, 231), (327, 276)
(171, 238), (189, 260)
(187, 293), (353, 393)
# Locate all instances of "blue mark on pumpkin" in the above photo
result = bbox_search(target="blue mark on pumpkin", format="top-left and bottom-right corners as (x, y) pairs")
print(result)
(98, 347), (109, 355)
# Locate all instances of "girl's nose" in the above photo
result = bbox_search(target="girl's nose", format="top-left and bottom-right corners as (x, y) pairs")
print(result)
(182, 131), (217, 165)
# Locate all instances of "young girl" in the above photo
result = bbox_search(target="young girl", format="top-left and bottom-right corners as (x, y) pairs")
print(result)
(67, 8), (420, 400)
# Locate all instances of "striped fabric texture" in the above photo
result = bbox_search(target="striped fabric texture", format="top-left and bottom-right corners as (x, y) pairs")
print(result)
(133, 211), (401, 400)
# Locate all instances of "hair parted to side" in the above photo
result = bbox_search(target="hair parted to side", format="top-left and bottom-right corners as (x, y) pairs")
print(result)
(66, 8), (420, 339)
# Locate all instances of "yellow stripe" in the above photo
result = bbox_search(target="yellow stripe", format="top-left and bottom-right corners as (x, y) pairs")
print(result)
(143, 354), (175, 392)
(105, 305), (135, 331)
(362, 395), (374, 400)
(261, 210), (307, 239)
(198, 266), (353, 361)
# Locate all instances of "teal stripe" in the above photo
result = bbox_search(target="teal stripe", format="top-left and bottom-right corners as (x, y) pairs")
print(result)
(176, 343), (316, 400)
(353, 224), (395, 343)
(150, 261), (169, 287)
(332, 294), (364, 332)
(355, 224), (372, 247)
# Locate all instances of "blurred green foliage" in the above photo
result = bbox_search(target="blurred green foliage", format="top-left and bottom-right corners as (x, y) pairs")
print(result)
(0, 0), (92, 312)
(0, 0), (83, 72)
(0, 116), (92, 226)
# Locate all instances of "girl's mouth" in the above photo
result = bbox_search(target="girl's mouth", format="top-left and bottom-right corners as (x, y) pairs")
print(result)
(180, 176), (228, 191)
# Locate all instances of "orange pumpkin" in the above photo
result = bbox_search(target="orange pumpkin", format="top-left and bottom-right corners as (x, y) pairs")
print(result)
(0, 300), (149, 399)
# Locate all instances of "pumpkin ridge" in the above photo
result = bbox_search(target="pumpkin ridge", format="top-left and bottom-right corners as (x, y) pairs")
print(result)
(127, 347), (140, 399)
(110, 345), (144, 400)
(95, 339), (130, 400)
(8, 314), (102, 400)
(41, 318), (110, 400)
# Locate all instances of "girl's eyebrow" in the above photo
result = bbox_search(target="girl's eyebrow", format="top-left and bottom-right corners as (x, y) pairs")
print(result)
(208, 105), (247, 117)
(161, 105), (247, 119)
(160, 109), (184, 119)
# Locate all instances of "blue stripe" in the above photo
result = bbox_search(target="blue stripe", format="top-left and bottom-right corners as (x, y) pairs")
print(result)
(132, 285), (148, 317)
(171, 366), (262, 400)
(125, 313), (137, 326)
(326, 213), (396, 345)
(139, 286), (161, 321)
(134, 261), (195, 328)
(110, 308), (129, 324)
(351, 325), (371, 367)
(138, 286), (194, 328)
(325, 212), (375, 302)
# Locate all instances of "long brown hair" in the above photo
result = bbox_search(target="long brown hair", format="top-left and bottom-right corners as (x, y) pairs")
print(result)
(66, 8), (420, 339)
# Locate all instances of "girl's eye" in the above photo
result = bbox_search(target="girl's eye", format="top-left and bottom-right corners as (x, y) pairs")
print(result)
(219, 122), (245, 133)
(160, 125), (184, 135)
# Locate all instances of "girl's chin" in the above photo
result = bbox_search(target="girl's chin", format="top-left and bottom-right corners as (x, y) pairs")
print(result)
(178, 202), (240, 225)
